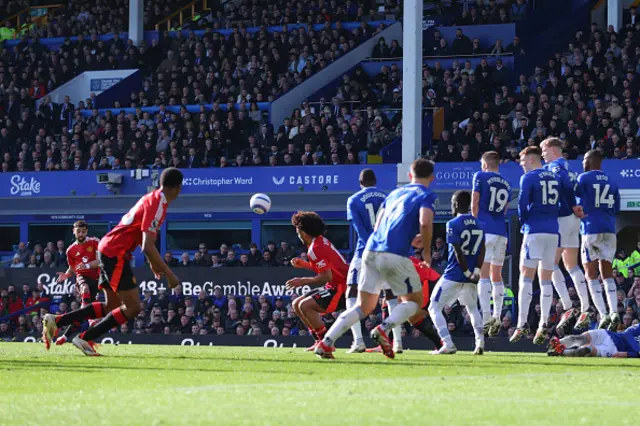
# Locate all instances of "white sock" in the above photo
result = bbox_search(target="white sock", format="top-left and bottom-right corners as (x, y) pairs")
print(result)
(539, 280), (553, 328)
(588, 279), (608, 317)
(478, 278), (492, 326)
(492, 281), (505, 320)
(517, 276), (533, 328)
(345, 297), (363, 345)
(382, 301), (418, 340)
(466, 305), (484, 346)
(323, 306), (365, 346)
(385, 298), (404, 346)
(552, 266), (572, 310)
(604, 278), (618, 315)
(569, 266), (589, 312)
(428, 303), (453, 347)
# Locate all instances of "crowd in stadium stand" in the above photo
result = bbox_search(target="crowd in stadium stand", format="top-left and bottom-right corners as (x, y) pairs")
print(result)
(3, 16), (640, 170)
(2, 238), (640, 340)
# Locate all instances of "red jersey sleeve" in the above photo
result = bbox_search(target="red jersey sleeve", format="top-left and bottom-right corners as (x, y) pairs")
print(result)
(141, 193), (167, 234)
(308, 241), (331, 273)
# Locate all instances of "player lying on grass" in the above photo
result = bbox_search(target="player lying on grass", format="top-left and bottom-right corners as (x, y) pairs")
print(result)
(286, 211), (348, 351)
(429, 190), (486, 355)
(547, 323), (639, 358)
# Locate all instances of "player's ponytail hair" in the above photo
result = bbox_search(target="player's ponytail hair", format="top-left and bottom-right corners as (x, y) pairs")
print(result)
(291, 211), (327, 237)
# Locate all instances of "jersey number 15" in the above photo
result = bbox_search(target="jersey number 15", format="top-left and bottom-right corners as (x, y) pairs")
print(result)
(539, 180), (559, 205)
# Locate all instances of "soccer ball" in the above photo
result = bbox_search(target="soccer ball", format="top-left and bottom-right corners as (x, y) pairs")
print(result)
(250, 193), (271, 214)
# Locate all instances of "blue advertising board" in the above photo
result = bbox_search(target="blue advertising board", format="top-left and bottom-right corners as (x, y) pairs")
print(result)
(431, 159), (640, 191)
(90, 78), (123, 92)
(1, 160), (638, 199)
(0, 165), (398, 198)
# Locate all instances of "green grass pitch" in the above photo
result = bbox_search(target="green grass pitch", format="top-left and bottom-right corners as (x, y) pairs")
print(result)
(0, 343), (637, 425)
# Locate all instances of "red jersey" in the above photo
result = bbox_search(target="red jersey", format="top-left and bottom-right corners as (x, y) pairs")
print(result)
(98, 189), (168, 259)
(307, 236), (348, 294)
(66, 237), (100, 280)
(410, 256), (441, 308)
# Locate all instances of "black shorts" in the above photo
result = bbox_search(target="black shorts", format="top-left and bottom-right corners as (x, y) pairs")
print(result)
(305, 286), (345, 314)
(76, 275), (99, 298)
(98, 251), (137, 293)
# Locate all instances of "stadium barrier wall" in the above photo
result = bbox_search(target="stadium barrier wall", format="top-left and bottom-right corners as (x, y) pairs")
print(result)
(1, 160), (639, 199)
(359, 55), (515, 78)
(0, 164), (398, 198)
(0, 266), (315, 297)
(9, 333), (545, 353)
(37, 70), (139, 107)
(270, 22), (403, 127)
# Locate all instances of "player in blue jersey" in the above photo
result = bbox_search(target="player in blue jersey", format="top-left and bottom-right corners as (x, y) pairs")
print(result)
(511, 146), (560, 344)
(345, 169), (387, 353)
(575, 149), (621, 331)
(471, 151), (511, 337)
(315, 158), (437, 359)
(547, 323), (639, 358)
(541, 138), (590, 332)
(430, 191), (486, 355)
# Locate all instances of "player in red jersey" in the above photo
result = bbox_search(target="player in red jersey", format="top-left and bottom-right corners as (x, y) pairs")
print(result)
(286, 211), (349, 353)
(52, 220), (101, 347)
(367, 235), (443, 352)
(42, 168), (183, 356)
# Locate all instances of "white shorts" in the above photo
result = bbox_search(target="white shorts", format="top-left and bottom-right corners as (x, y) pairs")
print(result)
(429, 278), (478, 309)
(585, 329), (617, 357)
(520, 233), (559, 271)
(358, 251), (421, 297)
(558, 215), (580, 249)
(347, 257), (361, 286)
(485, 234), (508, 266)
(581, 233), (617, 264)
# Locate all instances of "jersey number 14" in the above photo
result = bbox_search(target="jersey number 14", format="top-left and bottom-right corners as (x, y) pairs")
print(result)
(592, 183), (615, 208)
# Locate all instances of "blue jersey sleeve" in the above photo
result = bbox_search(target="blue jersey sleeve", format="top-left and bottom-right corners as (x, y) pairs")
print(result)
(613, 184), (621, 215)
(421, 192), (437, 212)
(575, 174), (585, 199)
(446, 220), (460, 245)
(348, 198), (369, 241)
(518, 174), (530, 224)
(346, 197), (355, 221)
(472, 172), (482, 194)
(551, 164), (576, 210)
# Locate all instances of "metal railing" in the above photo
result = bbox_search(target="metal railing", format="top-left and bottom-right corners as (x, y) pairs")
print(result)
(363, 52), (515, 62)
(155, 0), (209, 31)
(4, 4), (63, 31)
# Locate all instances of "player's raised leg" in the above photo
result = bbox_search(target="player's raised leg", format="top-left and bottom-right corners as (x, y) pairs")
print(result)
(383, 289), (404, 353)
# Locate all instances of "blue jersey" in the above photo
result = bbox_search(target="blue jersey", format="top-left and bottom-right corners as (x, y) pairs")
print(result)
(472, 171), (511, 237)
(518, 168), (560, 234)
(544, 158), (578, 218)
(442, 214), (485, 282)
(347, 187), (386, 259)
(607, 324), (640, 358)
(366, 183), (437, 257)
(575, 170), (620, 235)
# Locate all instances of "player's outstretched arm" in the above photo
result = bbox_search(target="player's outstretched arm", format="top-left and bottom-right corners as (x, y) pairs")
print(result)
(291, 257), (313, 270)
(56, 266), (75, 283)
(286, 269), (332, 290)
(142, 231), (178, 287)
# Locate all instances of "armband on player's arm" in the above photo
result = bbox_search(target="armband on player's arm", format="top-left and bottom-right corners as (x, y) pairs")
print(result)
(628, 351), (639, 358)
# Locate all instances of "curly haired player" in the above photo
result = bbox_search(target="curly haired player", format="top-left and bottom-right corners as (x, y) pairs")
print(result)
(286, 211), (348, 352)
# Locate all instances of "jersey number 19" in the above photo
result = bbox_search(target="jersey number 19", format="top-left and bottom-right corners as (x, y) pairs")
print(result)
(488, 187), (509, 212)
